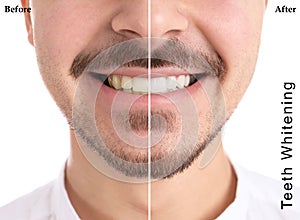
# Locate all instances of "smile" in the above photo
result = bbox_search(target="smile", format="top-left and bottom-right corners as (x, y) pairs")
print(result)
(90, 71), (206, 94)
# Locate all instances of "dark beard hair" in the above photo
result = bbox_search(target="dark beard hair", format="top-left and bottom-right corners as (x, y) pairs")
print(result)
(128, 109), (179, 133)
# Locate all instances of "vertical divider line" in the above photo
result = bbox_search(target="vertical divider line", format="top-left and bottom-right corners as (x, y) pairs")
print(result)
(147, 0), (152, 219)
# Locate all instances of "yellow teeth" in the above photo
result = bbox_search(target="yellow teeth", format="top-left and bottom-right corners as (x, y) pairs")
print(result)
(111, 75), (121, 90)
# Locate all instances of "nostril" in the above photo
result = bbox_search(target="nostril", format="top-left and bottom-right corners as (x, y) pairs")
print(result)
(118, 29), (142, 38)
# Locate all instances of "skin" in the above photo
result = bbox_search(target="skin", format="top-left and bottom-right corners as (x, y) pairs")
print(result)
(21, 0), (267, 219)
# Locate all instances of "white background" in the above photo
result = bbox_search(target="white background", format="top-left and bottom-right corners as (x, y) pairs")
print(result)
(0, 0), (299, 206)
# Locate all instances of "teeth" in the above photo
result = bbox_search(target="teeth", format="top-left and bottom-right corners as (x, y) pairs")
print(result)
(111, 75), (121, 90)
(132, 77), (148, 93)
(121, 76), (132, 89)
(184, 75), (190, 87)
(108, 75), (191, 94)
(167, 76), (177, 91)
(108, 77), (113, 87)
(176, 75), (185, 89)
(151, 77), (167, 93)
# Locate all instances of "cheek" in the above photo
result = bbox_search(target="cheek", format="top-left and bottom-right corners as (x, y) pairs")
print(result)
(32, 0), (119, 72)
(31, 1), (117, 118)
(189, 0), (265, 113)
(197, 0), (264, 66)
(33, 3), (96, 67)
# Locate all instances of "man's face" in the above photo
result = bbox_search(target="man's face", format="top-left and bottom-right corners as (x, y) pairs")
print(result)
(25, 0), (266, 180)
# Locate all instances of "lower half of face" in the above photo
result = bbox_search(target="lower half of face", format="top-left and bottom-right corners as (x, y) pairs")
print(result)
(53, 57), (231, 181)
(31, 0), (265, 181)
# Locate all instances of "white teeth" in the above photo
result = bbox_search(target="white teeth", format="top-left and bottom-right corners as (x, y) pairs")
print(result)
(108, 75), (191, 94)
(184, 75), (190, 87)
(177, 75), (185, 89)
(151, 77), (167, 93)
(132, 77), (148, 93)
(167, 76), (177, 90)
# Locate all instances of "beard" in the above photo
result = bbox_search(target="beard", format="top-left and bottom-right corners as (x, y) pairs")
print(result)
(73, 104), (225, 181)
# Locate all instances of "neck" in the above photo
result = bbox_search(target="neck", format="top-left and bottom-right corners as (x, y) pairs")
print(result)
(66, 131), (237, 220)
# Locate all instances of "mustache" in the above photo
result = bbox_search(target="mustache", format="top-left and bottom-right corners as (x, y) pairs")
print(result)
(70, 38), (225, 79)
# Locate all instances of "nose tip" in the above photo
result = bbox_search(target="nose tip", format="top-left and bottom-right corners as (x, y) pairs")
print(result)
(111, 2), (188, 39)
(150, 5), (188, 38)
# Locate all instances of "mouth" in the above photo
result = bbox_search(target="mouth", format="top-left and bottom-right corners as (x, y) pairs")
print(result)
(89, 67), (208, 94)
